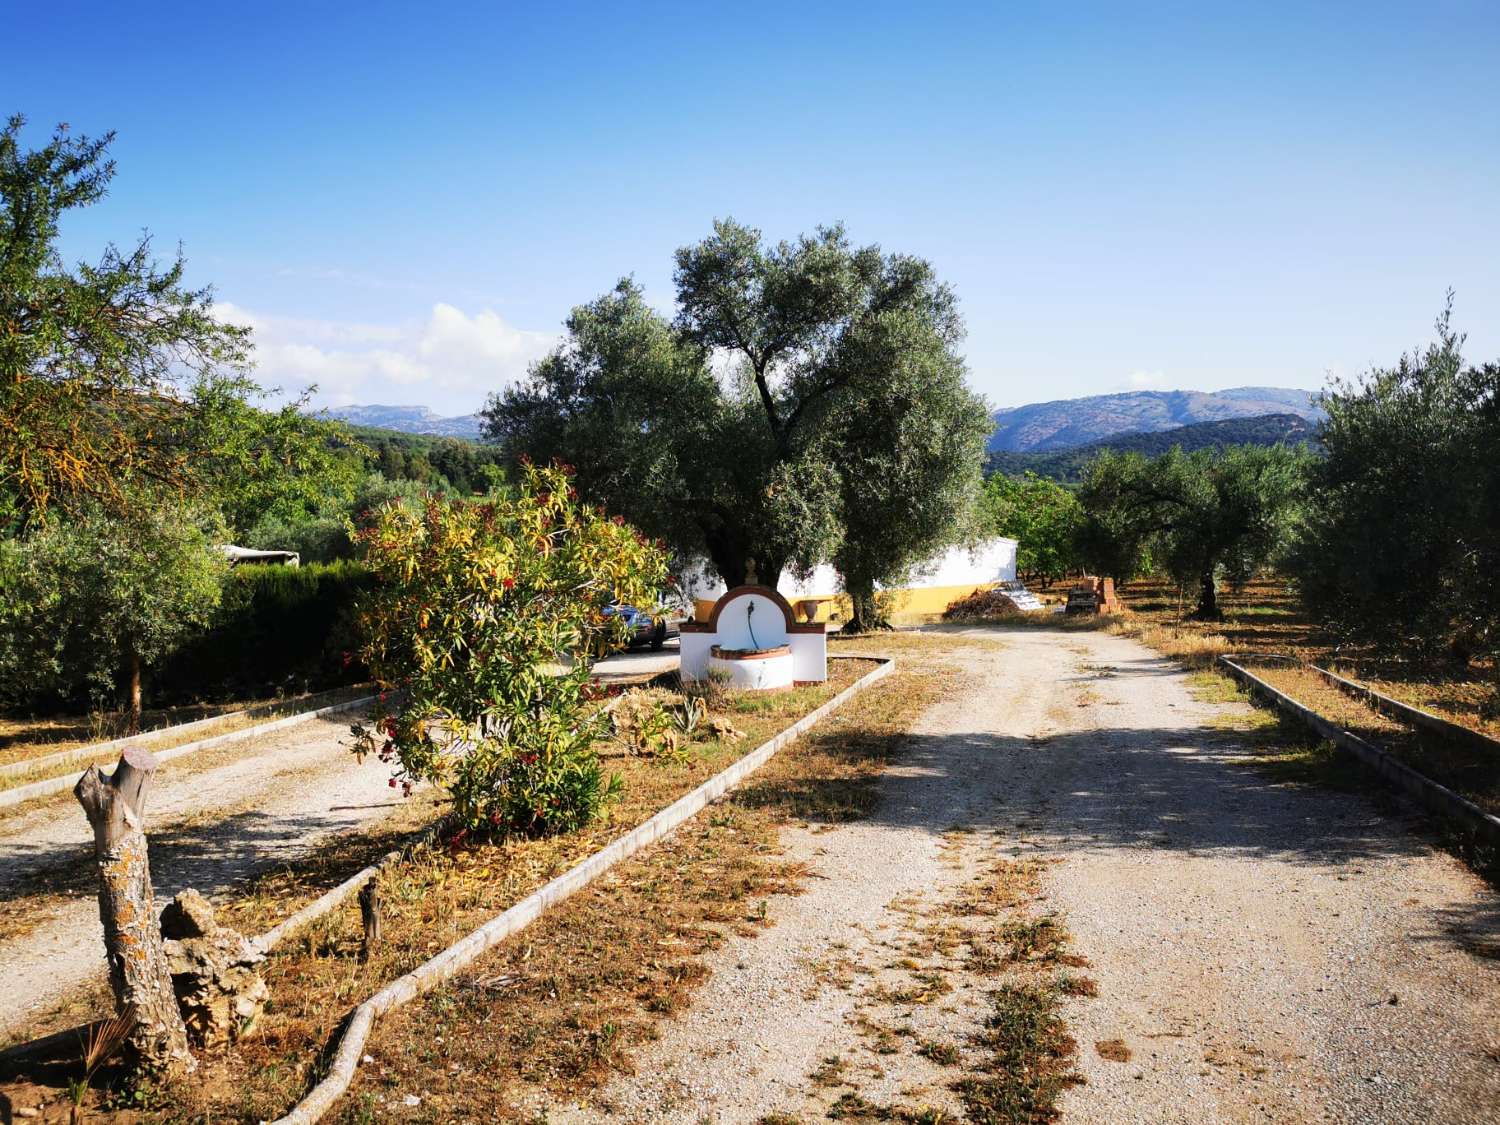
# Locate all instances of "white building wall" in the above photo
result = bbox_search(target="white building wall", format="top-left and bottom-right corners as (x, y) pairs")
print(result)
(677, 538), (1018, 602)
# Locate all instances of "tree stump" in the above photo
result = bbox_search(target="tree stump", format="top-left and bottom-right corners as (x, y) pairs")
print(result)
(358, 877), (382, 963)
(160, 889), (268, 1047)
(74, 746), (194, 1076)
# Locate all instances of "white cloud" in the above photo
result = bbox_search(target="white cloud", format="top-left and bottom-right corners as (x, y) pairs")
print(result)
(1126, 369), (1169, 390)
(212, 302), (557, 415)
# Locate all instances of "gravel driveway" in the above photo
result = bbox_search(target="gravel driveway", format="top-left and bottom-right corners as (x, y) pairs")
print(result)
(0, 710), (404, 1042)
(560, 626), (1500, 1123)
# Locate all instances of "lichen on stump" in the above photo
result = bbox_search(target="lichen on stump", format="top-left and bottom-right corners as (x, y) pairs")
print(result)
(160, 889), (268, 1046)
(74, 746), (195, 1076)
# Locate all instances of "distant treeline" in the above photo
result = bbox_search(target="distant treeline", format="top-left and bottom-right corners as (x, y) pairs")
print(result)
(986, 413), (1318, 482)
(351, 425), (508, 494)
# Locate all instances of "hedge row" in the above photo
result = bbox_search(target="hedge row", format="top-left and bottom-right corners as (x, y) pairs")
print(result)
(158, 560), (373, 702)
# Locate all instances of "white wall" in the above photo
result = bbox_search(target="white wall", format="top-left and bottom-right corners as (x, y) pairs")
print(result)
(678, 538), (1018, 601)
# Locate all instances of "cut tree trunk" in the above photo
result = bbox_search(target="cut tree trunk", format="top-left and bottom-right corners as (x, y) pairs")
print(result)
(74, 746), (195, 1077)
(358, 877), (383, 963)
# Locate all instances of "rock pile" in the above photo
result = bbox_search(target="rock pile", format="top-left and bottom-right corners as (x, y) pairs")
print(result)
(159, 889), (268, 1047)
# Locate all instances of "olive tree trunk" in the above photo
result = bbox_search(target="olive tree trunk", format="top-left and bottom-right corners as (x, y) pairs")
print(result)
(1192, 566), (1221, 621)
(75, 746), (195, 1077)
(125, 651), (143, 735)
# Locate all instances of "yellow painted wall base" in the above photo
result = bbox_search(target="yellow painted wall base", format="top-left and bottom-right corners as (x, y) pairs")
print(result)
(693, 583), (999, 627)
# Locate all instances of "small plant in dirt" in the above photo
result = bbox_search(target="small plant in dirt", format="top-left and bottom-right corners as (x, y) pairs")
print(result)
(352, 462), (668, 835)
(672, 694), (706, 737)
(611, 691), (689, 765)
(678, 666), (734, 709)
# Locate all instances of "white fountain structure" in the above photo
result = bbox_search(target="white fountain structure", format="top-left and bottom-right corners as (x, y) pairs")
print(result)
(679, 583), (828, 689)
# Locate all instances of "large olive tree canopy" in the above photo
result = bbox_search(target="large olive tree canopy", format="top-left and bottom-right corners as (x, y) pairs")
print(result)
(484, 219), (990, 600)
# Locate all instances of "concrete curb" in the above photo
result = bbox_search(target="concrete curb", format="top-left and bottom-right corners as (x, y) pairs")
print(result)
(1304, 663), (1500, 758)
(0, 694), (376, 812)
(1217, 655), (1500, 848)
(0, 686), (376, 785)
(269, 654), (896, 1125)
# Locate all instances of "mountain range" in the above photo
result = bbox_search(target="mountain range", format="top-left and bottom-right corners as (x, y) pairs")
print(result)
(326, 385), (1325, 459)
(987, 412), (1318, 482)
(324, 404), (484, 439)
(987, 386), (1323, 453)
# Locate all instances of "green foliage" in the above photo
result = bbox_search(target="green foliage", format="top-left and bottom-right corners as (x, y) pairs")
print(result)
(486, 220), (988, 597)
(352, 463), (668, 835)
(160, 560), (372, 700)
(986, 412), (1319, 482)
(984, 472), (1084, 586)
(823, 301), (992, 630)
(183, 380), (367, 537)
(1288, 301), (1500, 669)
(242, 473), (433, 564)
(0, 115), (367, 549)
(1077, 444), (1308, 618)
(486, 278), (721, 561)
(0, 115), (251, 527)
(0, 498), (228, 712)
(350, 425), (510, 495)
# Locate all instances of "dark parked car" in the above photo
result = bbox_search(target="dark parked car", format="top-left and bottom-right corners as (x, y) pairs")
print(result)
(604, 603), (668, 650)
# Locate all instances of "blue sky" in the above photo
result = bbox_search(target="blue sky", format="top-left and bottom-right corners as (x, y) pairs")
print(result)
(7, 2), (1498, 414)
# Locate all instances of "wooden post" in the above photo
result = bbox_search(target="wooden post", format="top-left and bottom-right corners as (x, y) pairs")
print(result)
(358, 877), (382, 963)
(74, 746), (194, 1076)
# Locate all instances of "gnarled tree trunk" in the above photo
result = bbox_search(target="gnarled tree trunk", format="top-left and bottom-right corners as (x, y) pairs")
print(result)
(75, 746), (194, 1077)
(1192, 566), (1221, 621)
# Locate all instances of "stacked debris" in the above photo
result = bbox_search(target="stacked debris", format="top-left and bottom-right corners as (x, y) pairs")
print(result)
(942, 587), (1024, 619)
(1065, 576), (1122, 615)
(997, 580), (1046, 612)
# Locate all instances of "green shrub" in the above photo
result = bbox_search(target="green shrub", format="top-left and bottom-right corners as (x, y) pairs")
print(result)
(159, 560), (373, 700)
(351, 463), (668, 836)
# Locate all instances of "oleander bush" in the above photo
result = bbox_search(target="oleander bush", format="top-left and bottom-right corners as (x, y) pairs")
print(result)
(352, 462), (668, 835)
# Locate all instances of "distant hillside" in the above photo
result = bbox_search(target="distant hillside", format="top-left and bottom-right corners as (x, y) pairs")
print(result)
(326, 404), (483, 439)
(987, 413), (1319, 482)
(988, 386), (1322, 452)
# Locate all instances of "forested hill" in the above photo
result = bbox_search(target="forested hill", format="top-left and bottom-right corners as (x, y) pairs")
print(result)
(988, 386), (1322, 452)
(987, 413), (1319, 482)
(350, 425), (507, 494)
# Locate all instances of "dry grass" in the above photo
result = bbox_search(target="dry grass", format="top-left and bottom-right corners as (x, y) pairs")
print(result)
(910, 856), (1088, 1124)
(1107, 578), (1500, 819)
(2, 636), (974, 1122)
(1112, 577), (1498, 737)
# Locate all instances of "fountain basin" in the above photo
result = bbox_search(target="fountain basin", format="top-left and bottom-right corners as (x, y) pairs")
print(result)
(708, 644), (794, 690)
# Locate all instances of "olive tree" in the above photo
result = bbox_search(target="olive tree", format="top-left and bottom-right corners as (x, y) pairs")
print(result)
(485, 220), (989, 597)
(1077, 445), (1308, 619)
(0, 498), (228, 728)
(1289, 301), (1499, 671)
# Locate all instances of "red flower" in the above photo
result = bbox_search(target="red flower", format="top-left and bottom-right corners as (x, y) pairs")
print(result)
(518, 453), (532, 466)
(503, 577), (515, 589)
(612, 515), (625, 526)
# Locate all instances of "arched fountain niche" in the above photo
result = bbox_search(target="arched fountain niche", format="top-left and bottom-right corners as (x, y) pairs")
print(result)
(679, 584), (828, 689)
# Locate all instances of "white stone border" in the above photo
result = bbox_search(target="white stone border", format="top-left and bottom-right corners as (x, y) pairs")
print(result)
(0, 693), (376, 811)
(269, 654), (895, 1125)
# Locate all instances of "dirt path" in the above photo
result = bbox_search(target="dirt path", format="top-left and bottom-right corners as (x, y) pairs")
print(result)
(0, 710), (406, 1041)
(559, 627), (1500, 1123)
